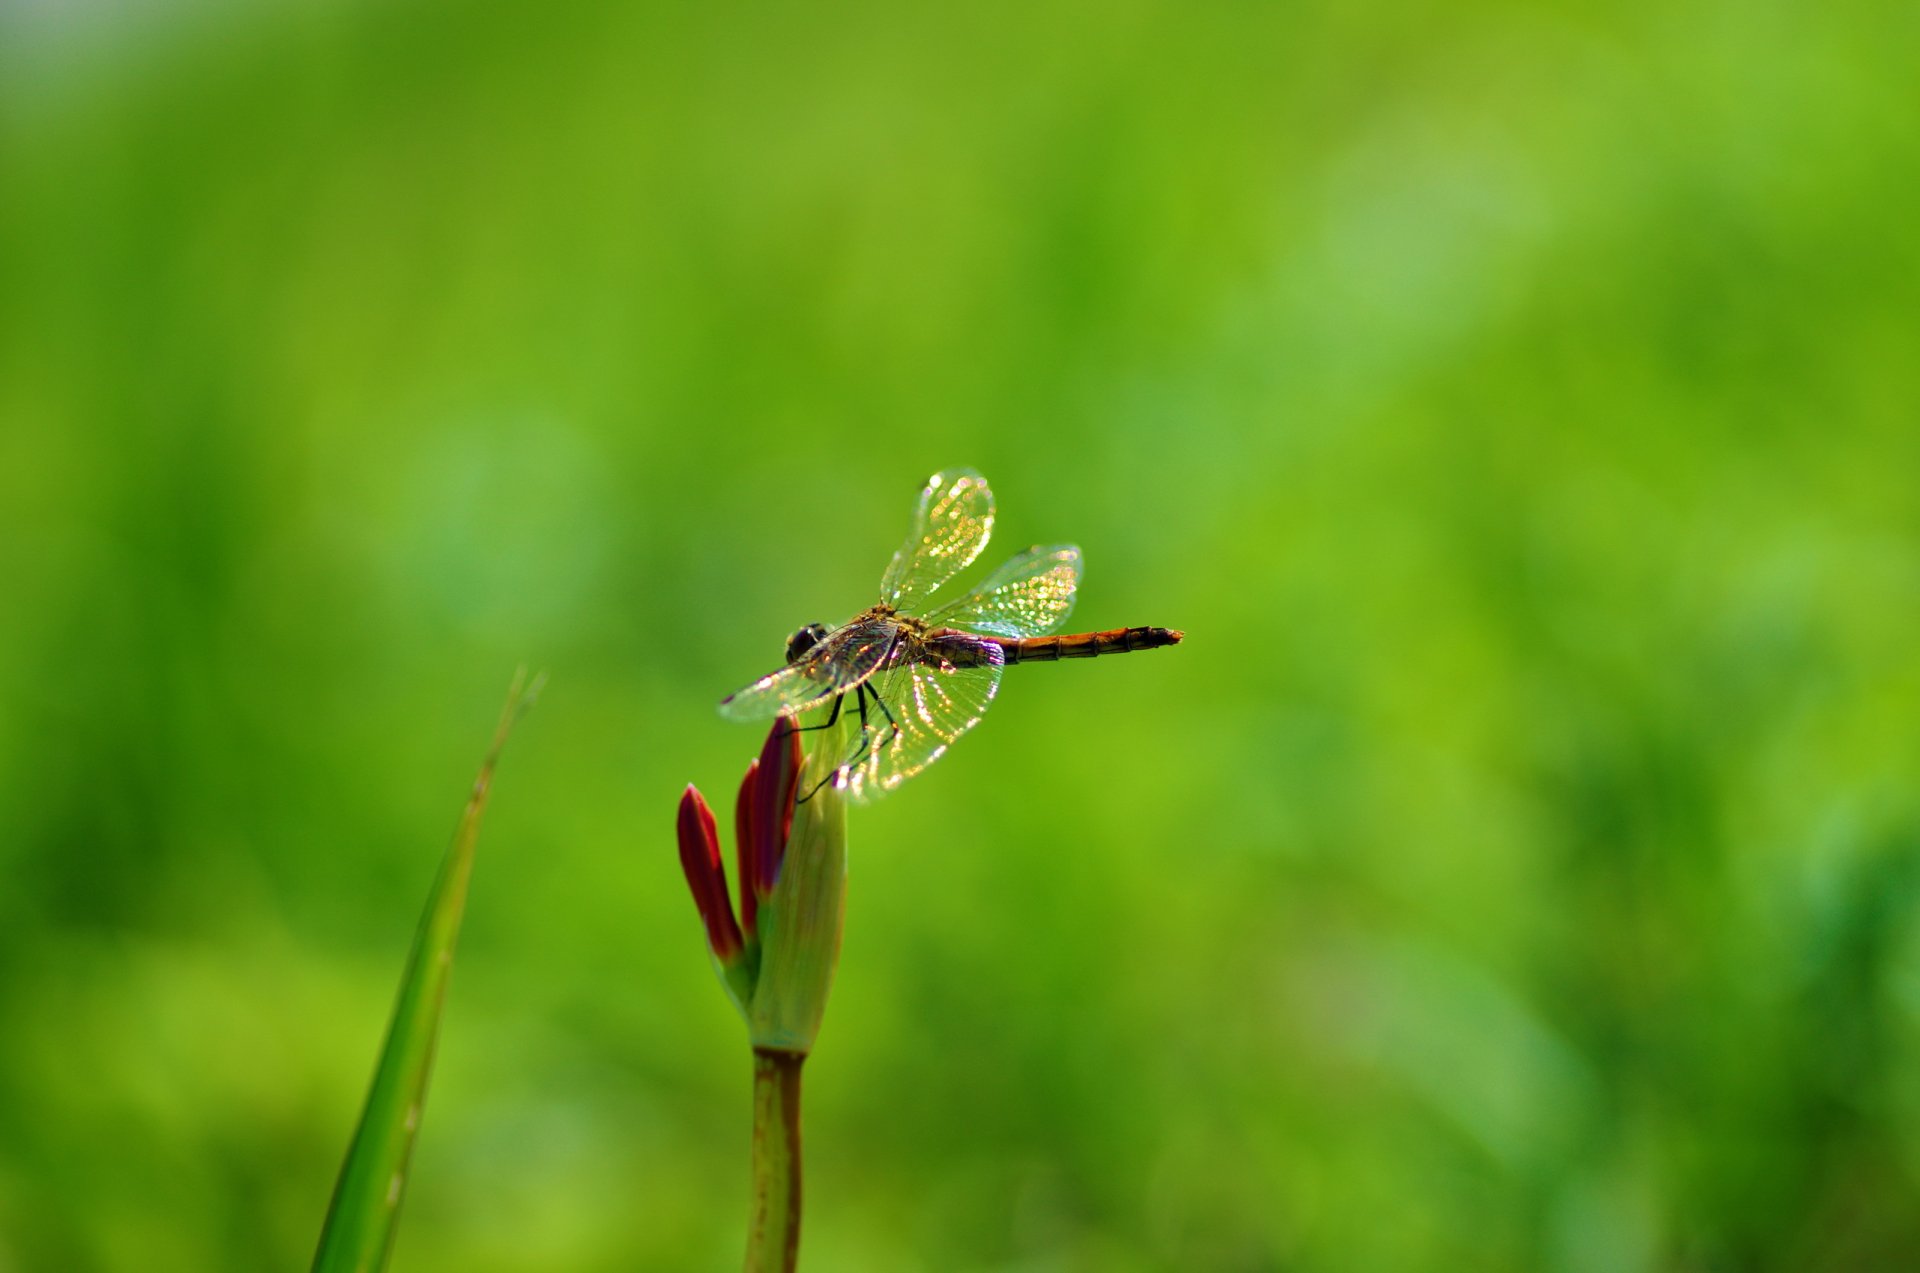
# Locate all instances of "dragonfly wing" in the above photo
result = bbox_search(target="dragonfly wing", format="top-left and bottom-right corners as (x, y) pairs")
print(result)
(718, 619), (899, 720)
(925, 544), (1081, 638)
(836, 634), (1004, 803)
(878, 468), (995, 611)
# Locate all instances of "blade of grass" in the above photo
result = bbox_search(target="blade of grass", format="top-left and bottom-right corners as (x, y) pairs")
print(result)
(310, 669), (546, 1273)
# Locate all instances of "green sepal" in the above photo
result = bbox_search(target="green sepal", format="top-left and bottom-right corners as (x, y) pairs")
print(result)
(715, 940), (762, 1018)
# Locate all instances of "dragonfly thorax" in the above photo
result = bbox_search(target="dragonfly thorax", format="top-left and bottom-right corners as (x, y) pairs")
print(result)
(785, 622), (832, 665)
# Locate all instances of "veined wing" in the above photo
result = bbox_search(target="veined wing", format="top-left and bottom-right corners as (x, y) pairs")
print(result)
(926, 544), (1080, 638)
(718, 619), (898, 721)
(837, 633), (1004, 803)
(878, 468), (995, 612)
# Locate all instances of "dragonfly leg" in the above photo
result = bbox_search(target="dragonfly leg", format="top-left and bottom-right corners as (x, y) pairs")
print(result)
(862, 676), (903, 746)
(780, 691), (844, 738)
(797, 767), (839, 804)
(797, 688), (872, 804)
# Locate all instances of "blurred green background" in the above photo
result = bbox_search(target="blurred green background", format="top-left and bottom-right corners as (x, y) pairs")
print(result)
(4, 1), (1919, 1269)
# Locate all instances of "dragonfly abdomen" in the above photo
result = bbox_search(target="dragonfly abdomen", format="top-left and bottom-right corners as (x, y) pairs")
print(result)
(941, 625), (1184, 665)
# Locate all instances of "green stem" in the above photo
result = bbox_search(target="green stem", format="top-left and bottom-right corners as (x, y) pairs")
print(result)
(746, 1048), (805, 1273)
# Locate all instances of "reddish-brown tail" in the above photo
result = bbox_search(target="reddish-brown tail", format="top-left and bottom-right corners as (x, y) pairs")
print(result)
(991, 626), (1183, 665)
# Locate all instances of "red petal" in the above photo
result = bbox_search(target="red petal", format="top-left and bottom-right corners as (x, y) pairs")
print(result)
(676, 785), (743, 962)
(735, 759), (760, 939)
(751, 715), (802, 892)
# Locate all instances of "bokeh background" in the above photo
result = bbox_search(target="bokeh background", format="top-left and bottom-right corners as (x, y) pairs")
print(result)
(4, 2), (1919, 1269)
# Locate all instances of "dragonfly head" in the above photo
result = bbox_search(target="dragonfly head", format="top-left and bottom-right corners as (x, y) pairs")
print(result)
(785, 622), (831, 665)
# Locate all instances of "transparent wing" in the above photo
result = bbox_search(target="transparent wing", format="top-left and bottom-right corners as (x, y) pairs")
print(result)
(835, 633), (1004, 804)
(878, 468), (995, 611)
(717, 619), (899, 720)
(926, 543), (1081, 638)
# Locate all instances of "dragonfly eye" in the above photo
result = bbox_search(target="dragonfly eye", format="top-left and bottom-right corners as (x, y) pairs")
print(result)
(785, 623), (830, 664)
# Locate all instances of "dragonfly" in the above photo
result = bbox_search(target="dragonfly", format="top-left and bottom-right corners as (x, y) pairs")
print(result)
(720, 467), (1183, 802)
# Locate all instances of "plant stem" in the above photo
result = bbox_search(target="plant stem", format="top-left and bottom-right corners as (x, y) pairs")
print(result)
(746, 1048), (805, 1273)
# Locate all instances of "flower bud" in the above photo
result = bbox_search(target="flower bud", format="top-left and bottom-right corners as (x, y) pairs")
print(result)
(675, 714), (847, 1054)
(676, 786), (743, 964)
(745, 739), (846, 1054)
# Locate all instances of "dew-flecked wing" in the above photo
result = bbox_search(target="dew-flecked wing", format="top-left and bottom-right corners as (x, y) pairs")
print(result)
(835, 633), (1003, 803)
(926, 544), (1080, 638)
(878, 469), (995, 611)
